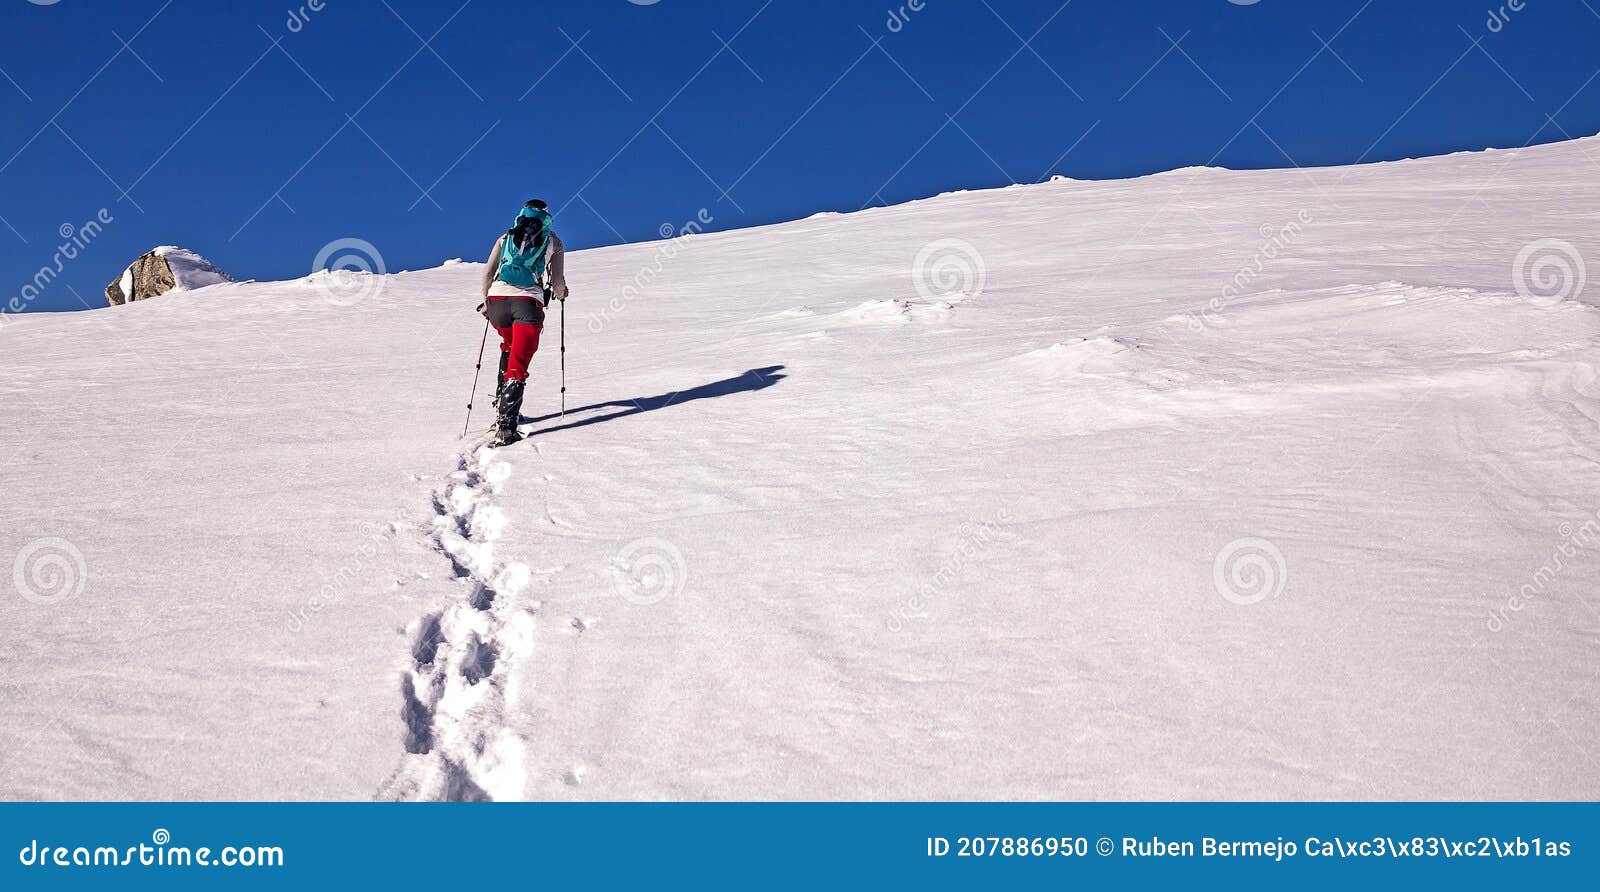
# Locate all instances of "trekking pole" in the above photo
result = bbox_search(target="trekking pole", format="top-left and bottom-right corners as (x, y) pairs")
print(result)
(462, 314), (491, 437)
(560, 297), (567, 416)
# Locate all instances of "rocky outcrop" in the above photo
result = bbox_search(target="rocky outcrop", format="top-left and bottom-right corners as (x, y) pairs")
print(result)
(105, 247), (233, 307)
(105, 251), (176, 306)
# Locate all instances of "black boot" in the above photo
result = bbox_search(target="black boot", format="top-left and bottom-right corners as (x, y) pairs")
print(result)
(491, 351), (510, 408)
(492, 378), (525, 446)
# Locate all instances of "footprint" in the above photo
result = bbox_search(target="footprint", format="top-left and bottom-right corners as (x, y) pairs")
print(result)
(400, 674), (434, 755)
(462, 634), (498, 685)
(410, 611), (445, 667)
(439, 761), (491, 802)
(390, 434), (531, 800)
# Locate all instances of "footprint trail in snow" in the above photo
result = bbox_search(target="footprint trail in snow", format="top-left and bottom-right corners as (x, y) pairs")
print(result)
(380, 444), (538, 801)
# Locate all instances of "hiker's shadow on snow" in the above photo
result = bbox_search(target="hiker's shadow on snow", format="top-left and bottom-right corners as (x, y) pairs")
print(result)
(524, 365), (787, 437)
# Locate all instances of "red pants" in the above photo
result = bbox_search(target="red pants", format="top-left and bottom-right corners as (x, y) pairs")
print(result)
(486, 296), (545, 382)
(495, 322), (542, 381)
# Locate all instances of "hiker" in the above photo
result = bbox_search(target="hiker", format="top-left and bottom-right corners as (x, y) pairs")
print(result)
(480, 199), (568, 446)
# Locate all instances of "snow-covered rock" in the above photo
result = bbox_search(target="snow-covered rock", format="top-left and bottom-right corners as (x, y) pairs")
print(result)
(104, 246), (233, 306)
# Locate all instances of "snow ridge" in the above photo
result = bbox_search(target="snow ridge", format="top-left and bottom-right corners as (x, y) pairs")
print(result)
(380, 444), (537, 801)
(151, 246), (234, 291)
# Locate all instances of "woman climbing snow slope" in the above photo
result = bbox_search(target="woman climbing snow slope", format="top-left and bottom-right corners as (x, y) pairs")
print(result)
(480, 199), (569, 446)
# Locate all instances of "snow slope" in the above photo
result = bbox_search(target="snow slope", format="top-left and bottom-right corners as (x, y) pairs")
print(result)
(2, 136), (1598, 800)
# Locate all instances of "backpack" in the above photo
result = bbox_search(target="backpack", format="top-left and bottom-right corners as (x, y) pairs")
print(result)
(496, 206), (554, 289)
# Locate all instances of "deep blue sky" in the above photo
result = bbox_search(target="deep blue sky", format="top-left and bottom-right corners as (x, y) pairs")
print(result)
(3, 0), (1597, 313)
